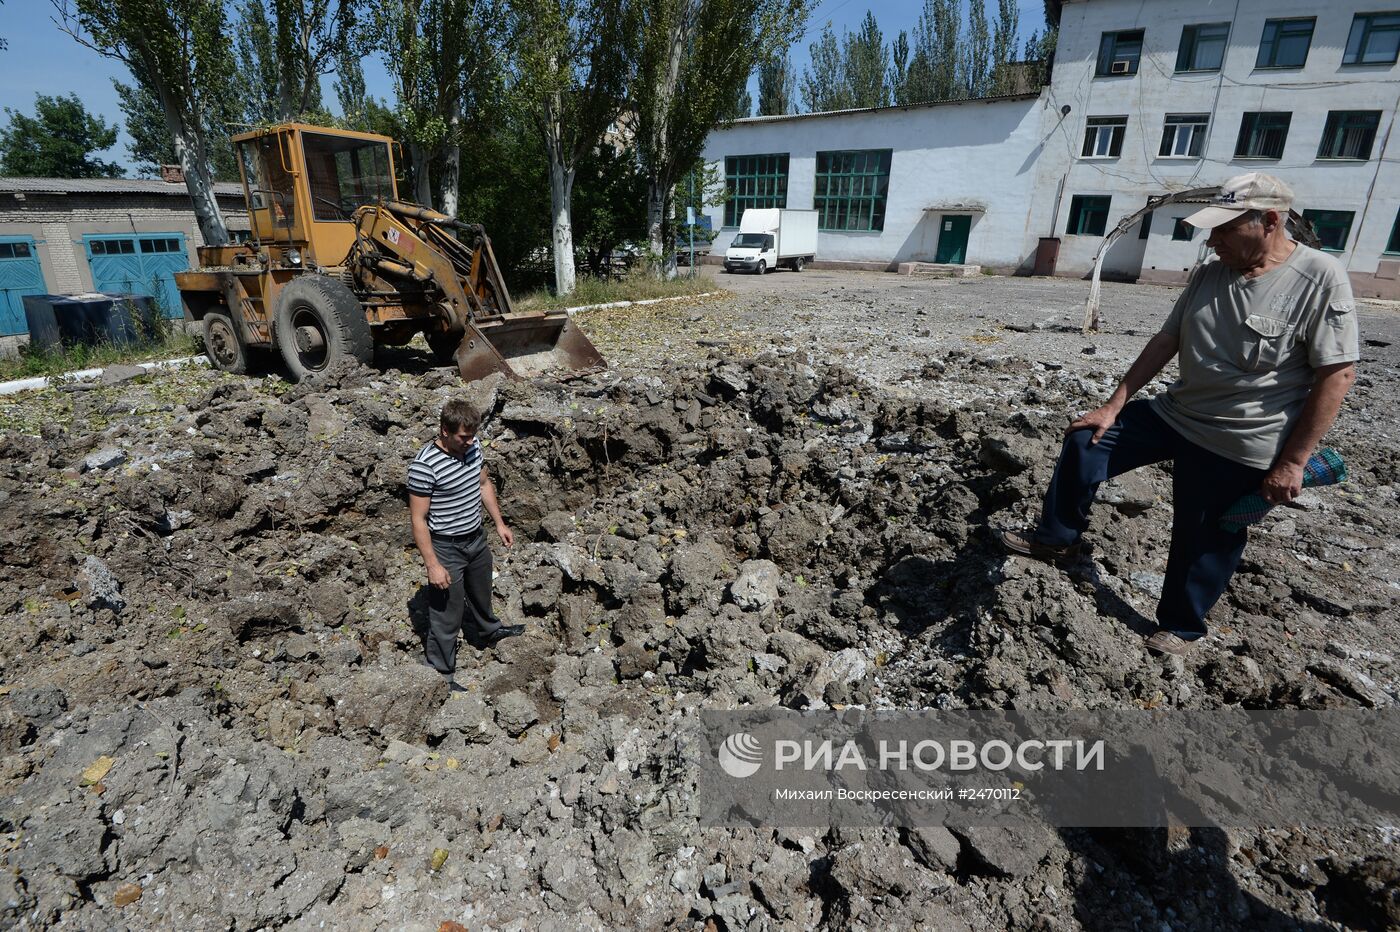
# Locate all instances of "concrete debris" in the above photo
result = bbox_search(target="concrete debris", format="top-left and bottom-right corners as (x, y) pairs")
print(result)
(0, 274), (1394, 929)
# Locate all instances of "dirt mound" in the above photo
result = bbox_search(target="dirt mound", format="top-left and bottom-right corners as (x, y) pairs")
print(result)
(1, 345), (1396, 928)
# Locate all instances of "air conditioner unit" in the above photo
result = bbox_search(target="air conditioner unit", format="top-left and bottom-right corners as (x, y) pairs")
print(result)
(1110, 59), (1132, 74)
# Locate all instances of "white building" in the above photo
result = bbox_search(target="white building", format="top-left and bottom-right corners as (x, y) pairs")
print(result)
(1041, 0), (1400, 295)
(700, 0), (1400, 299)
(701, 93), (1046, 273)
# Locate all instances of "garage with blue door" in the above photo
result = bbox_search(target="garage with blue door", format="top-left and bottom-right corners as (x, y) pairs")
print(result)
(0, 236), (46, 336)
(83, 233), (190, 318)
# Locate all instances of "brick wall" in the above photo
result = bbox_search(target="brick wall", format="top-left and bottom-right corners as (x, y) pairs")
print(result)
(0, 191), (249, 293)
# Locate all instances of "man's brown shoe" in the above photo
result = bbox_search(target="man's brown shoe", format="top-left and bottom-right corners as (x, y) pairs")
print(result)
(997, 528), (1082, 563)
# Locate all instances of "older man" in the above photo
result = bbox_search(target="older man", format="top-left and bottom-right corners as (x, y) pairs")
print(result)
(1000, 173), (1359, 655)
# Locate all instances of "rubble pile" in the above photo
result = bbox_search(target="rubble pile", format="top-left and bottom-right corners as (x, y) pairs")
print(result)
(1, 342), (1397, 929)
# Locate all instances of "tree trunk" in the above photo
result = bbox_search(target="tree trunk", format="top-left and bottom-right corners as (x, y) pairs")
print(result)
(547, 147), (577, 296)
(644, 9), (689, 278)
(646, 178), (675, 279)
(440, 114), (461, 219)
(410, 142), (433, 209)
(156, 87), (228, 246)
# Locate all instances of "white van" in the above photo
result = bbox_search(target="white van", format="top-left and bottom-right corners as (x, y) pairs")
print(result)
(723, 208), (818, 274)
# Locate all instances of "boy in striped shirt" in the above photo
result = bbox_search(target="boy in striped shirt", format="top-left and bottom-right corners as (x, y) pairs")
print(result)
(408, 399), (521, 685)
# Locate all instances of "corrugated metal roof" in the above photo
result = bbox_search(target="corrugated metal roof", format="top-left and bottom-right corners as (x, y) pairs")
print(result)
(724, 91), (1043, 127)
(0, 177), (243, 196)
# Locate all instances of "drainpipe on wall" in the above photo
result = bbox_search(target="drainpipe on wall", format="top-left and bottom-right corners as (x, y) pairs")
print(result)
(1345, 85), (1400, 273)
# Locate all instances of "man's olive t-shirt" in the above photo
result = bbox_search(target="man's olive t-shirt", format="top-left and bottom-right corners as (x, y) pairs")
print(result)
(1151, 244), (1360, 470)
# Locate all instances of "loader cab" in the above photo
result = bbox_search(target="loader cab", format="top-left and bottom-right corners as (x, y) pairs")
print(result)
(233, 123), (398, 268)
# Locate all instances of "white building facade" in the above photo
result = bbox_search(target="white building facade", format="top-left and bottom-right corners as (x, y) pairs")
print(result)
(700, 0), (1400, 299)
(1041, 0), (1400, 296)
(701, 93), (1047, 274)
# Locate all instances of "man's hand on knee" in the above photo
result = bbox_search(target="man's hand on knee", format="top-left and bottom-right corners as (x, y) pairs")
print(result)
(1066, 402), (1123, 444)
(1261, 461), (1305, 505)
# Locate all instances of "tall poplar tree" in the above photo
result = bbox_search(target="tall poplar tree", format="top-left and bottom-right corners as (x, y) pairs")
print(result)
(844, 10), (889, 108)
(54, 0), (233, 244)
(961, 0), (991, 98)
(800, 23), (850, 112)
(508, 0), (627, 295)
(628, 0), (805, 276)
(757, 50), (797, 115)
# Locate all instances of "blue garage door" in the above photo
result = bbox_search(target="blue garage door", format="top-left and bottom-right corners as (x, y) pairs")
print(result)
(84, 233), (189, 318)
(0, 236), (46, 336)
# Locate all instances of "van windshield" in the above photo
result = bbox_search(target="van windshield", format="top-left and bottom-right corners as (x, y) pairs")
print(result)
(733, 233), (773, 248)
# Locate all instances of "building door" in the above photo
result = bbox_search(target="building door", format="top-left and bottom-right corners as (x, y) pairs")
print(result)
(934, 215), (971, 264)
(83, 233), (189, 318)
(0, 236), (47, 336)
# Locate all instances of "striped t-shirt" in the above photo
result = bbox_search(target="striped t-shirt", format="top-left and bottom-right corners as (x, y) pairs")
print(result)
(407, 439), (484, 535)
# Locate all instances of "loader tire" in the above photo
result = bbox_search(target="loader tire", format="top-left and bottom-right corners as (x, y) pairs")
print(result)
(274, 274), (373, 382)
(202, 311), (248, 375)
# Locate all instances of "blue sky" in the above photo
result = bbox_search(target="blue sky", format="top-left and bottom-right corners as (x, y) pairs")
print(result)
(0, 1), (1048, 173)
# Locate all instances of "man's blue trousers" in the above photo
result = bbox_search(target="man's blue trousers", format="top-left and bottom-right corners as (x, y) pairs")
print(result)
(1033, 399), (1269, 640)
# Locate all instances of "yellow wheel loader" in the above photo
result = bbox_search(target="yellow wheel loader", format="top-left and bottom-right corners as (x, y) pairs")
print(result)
(176, 123), (604, 382)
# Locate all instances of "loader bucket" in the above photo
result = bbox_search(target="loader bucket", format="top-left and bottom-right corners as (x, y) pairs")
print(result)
(452, 310), (606, 382)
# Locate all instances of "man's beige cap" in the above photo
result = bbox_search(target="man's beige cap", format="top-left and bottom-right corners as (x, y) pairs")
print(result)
(1183, 173), (1295, 230)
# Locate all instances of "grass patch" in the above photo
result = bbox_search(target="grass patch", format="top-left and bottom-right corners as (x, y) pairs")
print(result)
(515, 272), (719, 312)
(0, 319), (199, 383)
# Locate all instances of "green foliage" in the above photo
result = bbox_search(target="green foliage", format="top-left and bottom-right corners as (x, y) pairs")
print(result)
(845, 11), (889, 108)
(630, 0), (807, 275)
(55, 0), (235, 242)
(0, 93), (122, 178)
(961, 0), (991, 97)
(800, 22), (850, 112)
(989, 0), (1019, 94)
(514, 272), (714, 311)
(230, 0), (359, 124)
(572, 142), (648, 278)
(757, 50), (796, 116)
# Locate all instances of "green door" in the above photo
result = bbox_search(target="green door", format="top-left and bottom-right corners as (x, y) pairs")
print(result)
(934, 215), (971, 264)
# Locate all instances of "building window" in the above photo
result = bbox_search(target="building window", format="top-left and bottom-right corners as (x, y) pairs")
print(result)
(814, 149), (892, 232)
(1067, 196), (1112, 236)
(1172, 219), (1196, 241)
(1317, 111), (1382, 160)
(1257, 18), (1315, 68)
(1235, 112), (1292, 159)
(1160, 114), (1209, 157)
(1096, 30), (1144, 76)
(1302, 210), (1355, 252)
(1082, 116), (1127, 157)
(89, 239), (136, 256)
(0, 241), (32, 259)
(1177, 22), (1230, 71)
(1344, 12), (1400, 65)
(1388, 210), (1400, 254)
(140, 237), (182, 254)
(723, 154), (789, 228)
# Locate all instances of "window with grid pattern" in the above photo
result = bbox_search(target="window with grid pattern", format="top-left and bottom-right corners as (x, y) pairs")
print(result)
(1159, 114), (1208, 157)
(723, 154), (789, 228)
(90, 239), (136, 256)
(814, 150), (892, 232)
(0, 242), (31, 259)
(1317, 111), (1381, 160)
(1257, 18), (1315, 68)
(1082, 116), (1127, 157)
(1302, 210), (1355, 252)
(1177, 23), (1229, 71)
(140, 238), (182, 253)
(1344, 12), (1400, 65)
(1235, 112), (1291, 159)
(1066, 196), (1112, 236)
